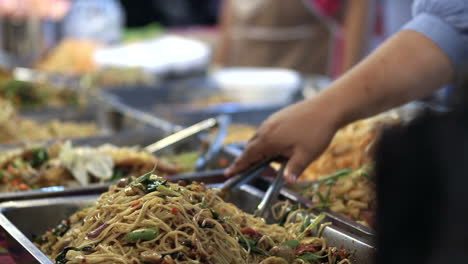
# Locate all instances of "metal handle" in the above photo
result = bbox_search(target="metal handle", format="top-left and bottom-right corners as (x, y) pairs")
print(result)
(219, 159), (272, 195)
(254, 162), (286, 218)
(144, 117), (218, 154)
(195, 115), (231, 171)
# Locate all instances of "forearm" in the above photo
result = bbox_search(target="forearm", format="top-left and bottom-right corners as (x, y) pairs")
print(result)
(315, 30), (454, 128)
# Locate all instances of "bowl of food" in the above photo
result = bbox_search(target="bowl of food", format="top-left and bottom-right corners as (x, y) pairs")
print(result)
(213, 67), (302, 106)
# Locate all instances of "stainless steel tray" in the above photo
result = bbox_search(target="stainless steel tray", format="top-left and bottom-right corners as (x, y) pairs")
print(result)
(100, 76), (303, 127)
(216, 146), (377, 239)
(0, 184), (375, 264)
(0, 129), (208, 202)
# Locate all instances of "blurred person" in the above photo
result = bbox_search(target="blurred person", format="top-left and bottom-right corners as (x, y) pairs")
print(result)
(214, 0), (375, 76)
(0, 0), (70, 20)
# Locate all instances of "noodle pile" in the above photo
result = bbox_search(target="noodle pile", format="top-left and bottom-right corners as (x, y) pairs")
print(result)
(36, 174), (351, 264)
(299, 167), (376, 227)
(299, 114), (398, 181)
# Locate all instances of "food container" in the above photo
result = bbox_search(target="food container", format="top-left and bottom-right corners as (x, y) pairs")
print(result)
(0, 128), (211, 202)
(0, 184), (375, 264)
(100, 73), (304, 127)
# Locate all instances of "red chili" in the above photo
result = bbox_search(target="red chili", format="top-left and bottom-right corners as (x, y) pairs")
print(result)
(82, 257), (87, 263)
(131, 200), (142, 207)
(240, 227), (261, 239)
(339, 249), (349, 259)
(171, 207), (179, 215)
(296, 244), (320, 255)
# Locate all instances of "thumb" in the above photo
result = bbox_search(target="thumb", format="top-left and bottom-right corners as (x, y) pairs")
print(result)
(284, 150), (312, 183)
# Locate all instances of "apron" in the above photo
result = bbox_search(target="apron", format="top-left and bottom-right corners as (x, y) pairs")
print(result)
(224, 0), (336, 75)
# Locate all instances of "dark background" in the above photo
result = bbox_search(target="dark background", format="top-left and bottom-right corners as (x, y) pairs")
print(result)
(119, 0), (221, 27)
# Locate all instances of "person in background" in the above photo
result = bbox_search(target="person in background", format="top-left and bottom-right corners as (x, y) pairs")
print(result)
(214, 0), (375, 76)
(0, 0), (70, 20)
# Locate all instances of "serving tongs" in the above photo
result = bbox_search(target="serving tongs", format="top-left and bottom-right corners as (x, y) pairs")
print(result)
(254, 162), (286, 219)
(216, 159), (273, 199)
(194, 115), (231, 171)
(144, 115), (229, 155)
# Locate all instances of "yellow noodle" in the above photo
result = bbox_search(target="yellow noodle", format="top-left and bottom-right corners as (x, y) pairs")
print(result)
(37, 176), (352, 264)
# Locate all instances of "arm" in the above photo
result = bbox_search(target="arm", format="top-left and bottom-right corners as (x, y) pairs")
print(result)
(225, 30), (454, 182)
(226, 0), (468, 181)
(340, 0), (372, 73)
(213, 0), (232, 66)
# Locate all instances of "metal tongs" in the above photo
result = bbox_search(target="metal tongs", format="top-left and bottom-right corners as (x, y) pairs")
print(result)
(217, 159), (273, 199)
(254, 162), (286, 218)
(145, 117), (218, 154)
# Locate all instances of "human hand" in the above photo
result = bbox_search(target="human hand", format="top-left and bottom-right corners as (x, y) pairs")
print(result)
(225, 98), (342, 183)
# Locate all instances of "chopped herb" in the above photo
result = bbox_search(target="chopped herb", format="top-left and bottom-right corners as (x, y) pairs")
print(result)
(297, 252), (326, 262)
(30, 148), (48, 167)
(52, 221), (70, 237)
(237, 236), (270, 256)
(171, 251), (184, 260)
(281, 240), (300, 248)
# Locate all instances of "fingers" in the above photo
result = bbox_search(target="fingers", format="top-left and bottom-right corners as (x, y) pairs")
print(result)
(224, 137), (269, 177)
(284, 149), (312, 184)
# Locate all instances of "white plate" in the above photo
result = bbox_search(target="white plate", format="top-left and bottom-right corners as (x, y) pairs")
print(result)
(93, 35), (211, 75)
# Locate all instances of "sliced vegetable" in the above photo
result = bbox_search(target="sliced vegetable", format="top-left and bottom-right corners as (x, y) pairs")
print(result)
(87, 222), (109, 239)
(126, 227), (159, 242)
(297, 213), (326, 240)
(156, 185), (180, 197)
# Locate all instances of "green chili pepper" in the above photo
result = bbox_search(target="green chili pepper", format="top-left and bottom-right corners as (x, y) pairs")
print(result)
(126, 227), (159, 242)
(297, 213), (326, 240)
(156, 185), (180, 197)
(300, 215), (311, 232)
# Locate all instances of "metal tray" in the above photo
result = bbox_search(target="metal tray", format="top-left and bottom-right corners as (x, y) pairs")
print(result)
(0, 129), (208, 202)
(0, 185), (375, 264)
(99, 76), (304, 127)
(215, 146), (377, 239)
